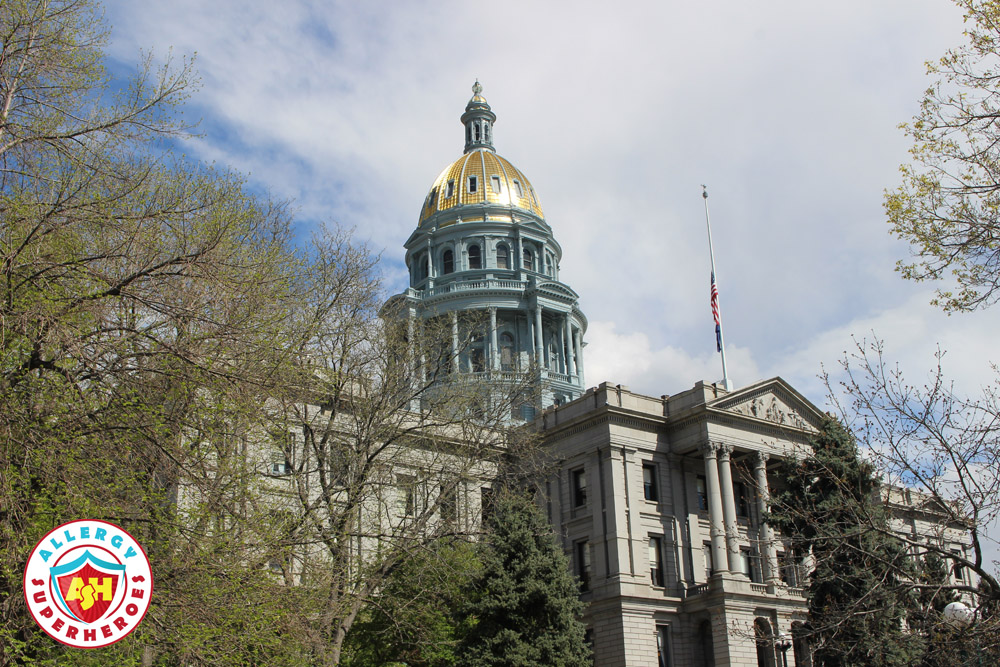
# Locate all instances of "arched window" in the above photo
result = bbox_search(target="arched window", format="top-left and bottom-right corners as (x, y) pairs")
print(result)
(754, 619), (776, 667)
(496, 244), (510, 269)
(523, 249), (534, 272)
(417, 253), (429, 282)
(474, 122), (481, 141)
(468, 244), (481, 269)
(499, 333), (515, 372)
(484, 122), (490, 142)
(443, 249), (454, 274)
(545, 253), (553, 276)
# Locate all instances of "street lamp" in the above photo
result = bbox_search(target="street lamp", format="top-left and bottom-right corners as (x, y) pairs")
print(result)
(943, 601), (975, 628)
(776, 633), (792, 667)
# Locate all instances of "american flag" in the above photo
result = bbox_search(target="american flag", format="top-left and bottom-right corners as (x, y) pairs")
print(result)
(710, 271), (722, 352)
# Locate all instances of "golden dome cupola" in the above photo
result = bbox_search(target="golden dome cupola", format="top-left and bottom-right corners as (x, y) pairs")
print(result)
(384, 83), (588, 416)
(462, 80), (496, 154)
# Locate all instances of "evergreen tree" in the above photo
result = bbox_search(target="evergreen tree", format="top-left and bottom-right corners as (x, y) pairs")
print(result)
(457, 492), (590, 667)
(771, 418), (925, 666)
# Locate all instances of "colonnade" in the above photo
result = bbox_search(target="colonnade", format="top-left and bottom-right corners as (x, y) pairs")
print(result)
(699, 443), (780, 582)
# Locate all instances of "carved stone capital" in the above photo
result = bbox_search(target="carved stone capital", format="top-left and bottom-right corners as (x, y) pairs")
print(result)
(717, 443), (734, 461)
(699, 441), (721, 458)
(752, 450), (770, 467)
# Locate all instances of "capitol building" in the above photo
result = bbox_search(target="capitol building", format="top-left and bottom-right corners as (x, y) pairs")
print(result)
(384, 84), (972, 667)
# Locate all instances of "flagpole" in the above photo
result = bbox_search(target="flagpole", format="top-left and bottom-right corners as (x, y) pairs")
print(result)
(703, 185), (732, 391)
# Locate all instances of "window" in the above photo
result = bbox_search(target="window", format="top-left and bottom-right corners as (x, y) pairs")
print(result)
(440, 485), (457, 527)
(483, 122), (490, 142)
(491, 175), (501, 193)
(468, 175), (478, 193)
(584, 629), (595, 663)
(523, 248), (534, 271)
(446, 179), (455, 198)
(474, 122), (480, 141)
(468, 244), (481, 269)
(649, 536), (664, 587)
(480, 487), (495, 525)
(643, 463), (659, 502)
(571, 468), (587, 508)
(442, 249), (454, 274)
(513, 179), (523, 197)
(470, 345), (485, 372)
(703, 542), (714, 579)
(741, 547), (762, 583)
(696, 476), (709, 511)
(952, 550), (966, 583)
(496, 244), (510, 269)
(398, 475), (415, 517)
(499, 332), (515, 371)
(657, 625), (673, 667)
(271, 453), (290, 476)
(736, 482), (751, 518)
(575, 540), (591, 591)
(426, 187), (437, 210)
(419, 254), (429, 281)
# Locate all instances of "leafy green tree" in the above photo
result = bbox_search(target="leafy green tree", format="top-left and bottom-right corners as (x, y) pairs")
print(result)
(343, 539), (478, 667)
(457, 491), (590, 667)
(886, 0), (1000, 312)
(771, 418), (925, 667)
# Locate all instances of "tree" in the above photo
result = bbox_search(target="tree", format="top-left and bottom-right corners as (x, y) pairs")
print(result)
(342, 538), (478, 667)
(819, 338), (1000, 660)
(457, 491), (591, 667)
(886, 0), (1000, 312)
(771, 418), (926, 666)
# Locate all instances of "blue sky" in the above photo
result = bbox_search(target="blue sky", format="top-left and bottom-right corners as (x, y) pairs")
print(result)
(103, 0), (1000, 569)
(101, 1), (994, 405)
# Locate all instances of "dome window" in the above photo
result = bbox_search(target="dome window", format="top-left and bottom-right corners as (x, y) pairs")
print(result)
(496, 244), (510, 270)
(523, 249), (534, 272)
(426, 187), (437, 211)
(474, 122), (481, 142)
(443, 249), (454, 274)
(446, 180), (455, 198)
(483, 122), (490, 143)
(491, 175), (501, 194)
(512, 180), (523, 198)
(468, 244), (482, 269)
(468, 175), (478, 193)
(500, 333), (515, 372)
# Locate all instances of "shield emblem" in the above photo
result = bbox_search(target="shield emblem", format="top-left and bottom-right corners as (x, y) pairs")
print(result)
(51, 550), (126, 624)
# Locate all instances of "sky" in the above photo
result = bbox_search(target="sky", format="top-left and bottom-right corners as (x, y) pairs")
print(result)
(104, 0), (999, 559)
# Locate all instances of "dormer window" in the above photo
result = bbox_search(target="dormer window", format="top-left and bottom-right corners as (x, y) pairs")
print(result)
(446, 180), (455, 198)
(491, 175), (501, 194)
(426, 187), (437, 210)
(513, 180), (523, 198)
(468, 175), (478, 193)
(468, 244), (482, 269)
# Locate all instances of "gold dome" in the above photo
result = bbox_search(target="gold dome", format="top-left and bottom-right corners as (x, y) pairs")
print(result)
(418, 149), (544, 226)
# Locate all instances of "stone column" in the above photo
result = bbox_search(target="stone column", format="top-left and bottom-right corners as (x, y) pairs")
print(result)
(534, 304), (544, 366)
(574, 328), (584, 385)
(450, 311), (459, 374)
(558, 318), (568, 374)
(753, 451), (780, 584)
(489, 307), (499, 371)
(700, 443), (728, 574)
(717, 444), (741, 574)
(565, 317), (576, 378)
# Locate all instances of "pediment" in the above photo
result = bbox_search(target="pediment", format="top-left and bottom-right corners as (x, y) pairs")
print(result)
(533, 281), (580, 301)
(710, 377), (824, 433)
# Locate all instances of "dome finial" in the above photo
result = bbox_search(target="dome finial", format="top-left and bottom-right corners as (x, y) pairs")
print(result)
(472, 80), (483, 96)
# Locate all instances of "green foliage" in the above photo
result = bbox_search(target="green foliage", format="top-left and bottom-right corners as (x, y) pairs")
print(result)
(343, 539), (478, 667)
(886, 0), (1000, 312)
(457, 492), (590, 667)
(771, 419), (925, 667)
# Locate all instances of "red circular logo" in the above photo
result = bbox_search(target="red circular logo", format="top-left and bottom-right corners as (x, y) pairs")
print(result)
(23, 520), (153, 648)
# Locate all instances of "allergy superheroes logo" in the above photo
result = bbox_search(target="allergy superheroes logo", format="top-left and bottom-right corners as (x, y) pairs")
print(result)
(23, 520), (153, 648)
